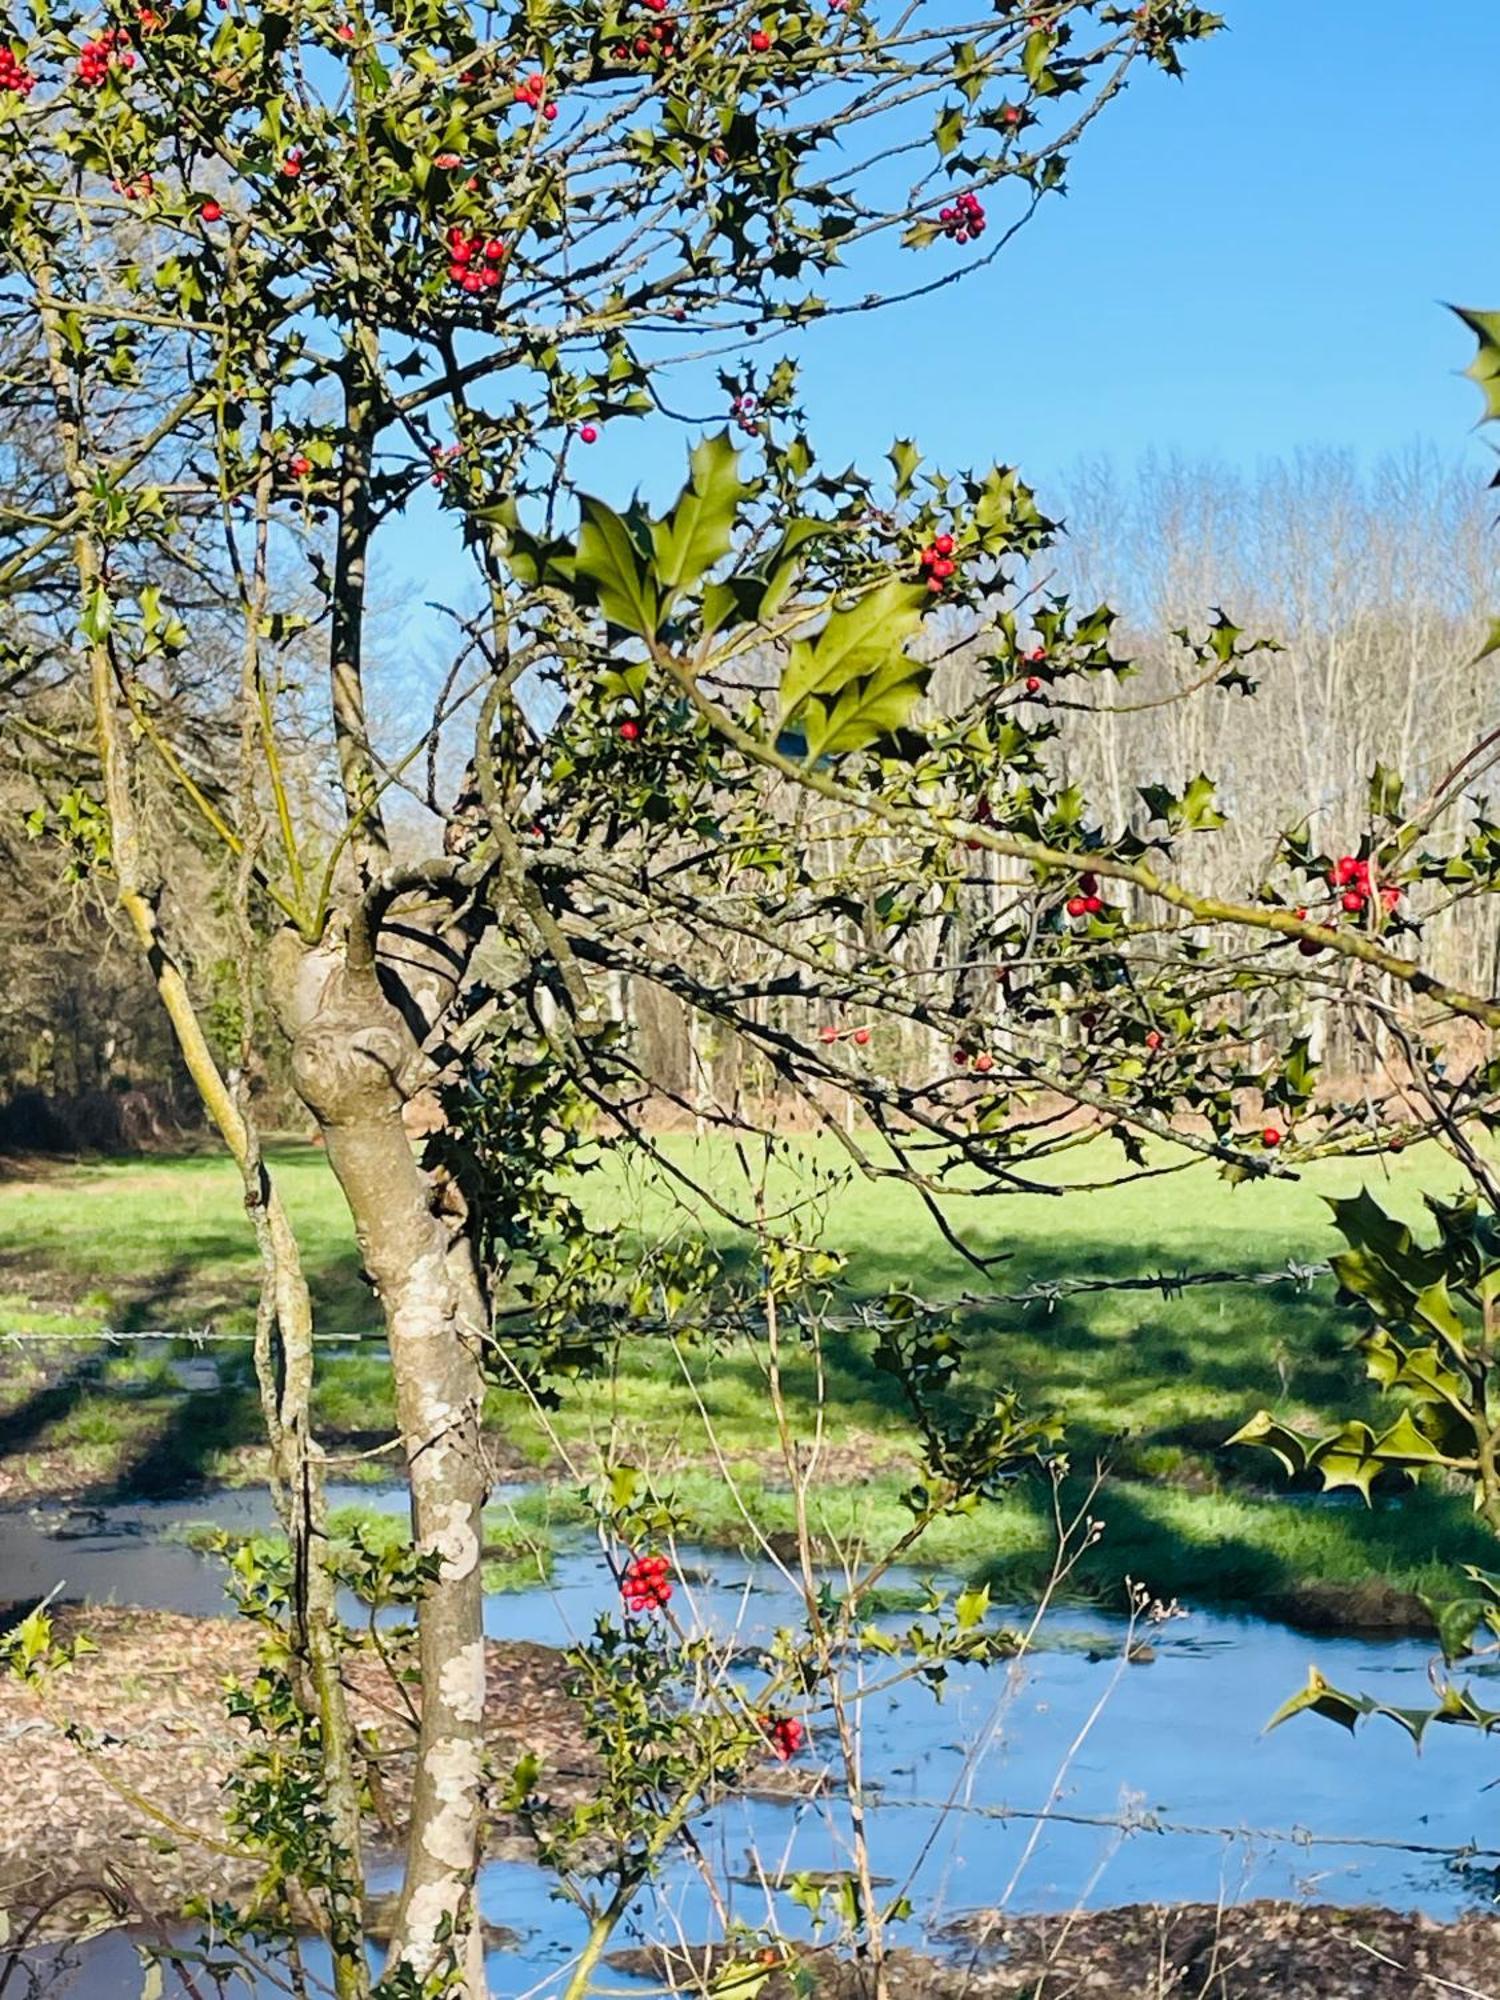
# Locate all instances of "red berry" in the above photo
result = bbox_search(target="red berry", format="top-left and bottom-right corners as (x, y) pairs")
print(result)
(336, 22), (355, 38)
(952, 1047), (967, 1066)
(818, 1025), (839, 1044)
(579, 423), (599, 443)
(974, 1051), (994, 1074)
(1025, 675), (1041, 694)
(933, 533), (954, 556)
(853, 1026), (871, 1046)
(543, 100), (558, 118)
(1145, 1030), (1162, 1051)
(749, 28), (772, 49)
(288, 453), (313, 477)
(618, 718), (640, 741)
(200, 199), (223, 221)
(484, 238), (505, 261)
(434, 151), (462, 169)
(1066, 896), (1088, 918)
(1262, 1126), (1282, 1148)
(1341, 890), (1364, 914)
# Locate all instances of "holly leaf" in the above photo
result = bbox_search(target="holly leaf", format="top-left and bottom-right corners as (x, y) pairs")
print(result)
(651, 431), (752, 595)
(1452, 304), (1500, 424)
(779, 579), (930, 761)
(1224, 1409), (1311, 1481)
(575, 495), (660, 636)
(1266, 1665), (1370, 1735)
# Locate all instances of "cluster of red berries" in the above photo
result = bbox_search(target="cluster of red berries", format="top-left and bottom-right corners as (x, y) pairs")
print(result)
(1065, 871), (1105, 919)
(938, 191), (985, 245)
(731, 393), (759, 436)
(953, 1047), (994, 1073)
(76, 27), (135, 86)
(620, 1551), (672, 1612)
(917, 531), (957, 595)
(759, 1713), (805, 1761)
(609, 0), (680, 67)
(0, 46), (37, 95)
(817, 1024), (872, 1047)
(514, 70), (558, 118)
(429, 442), (465, 487)
(288, 451), (314, 478)
(1327, 852), (1399, 917)
(1021, 645), (1047, 693)
(446, 226), (506, 292)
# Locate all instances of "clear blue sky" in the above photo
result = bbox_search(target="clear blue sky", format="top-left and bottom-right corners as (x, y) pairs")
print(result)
(378, 1), (1500, 622)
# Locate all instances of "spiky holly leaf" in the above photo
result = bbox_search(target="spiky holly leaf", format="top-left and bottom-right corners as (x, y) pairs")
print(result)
(779, 578), (930, 761)
(1266, 1666), (1370, 1735)
(650, 432), (755, 596)
(1452, 305), (1500, 423)
(574, 495), (660, 637)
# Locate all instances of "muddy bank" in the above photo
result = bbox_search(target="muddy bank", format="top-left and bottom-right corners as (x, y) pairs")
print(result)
(0, 1606), (817, 1937)
(615, 1901), (1500, 1999)
(0, 1608), (592, 1931)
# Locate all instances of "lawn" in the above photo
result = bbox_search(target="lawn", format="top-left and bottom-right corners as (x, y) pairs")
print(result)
(0, 1135), (1489, 1627)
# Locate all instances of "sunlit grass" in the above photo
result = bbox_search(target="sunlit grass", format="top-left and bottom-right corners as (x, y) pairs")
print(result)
(0, 1135), (1487, 1620)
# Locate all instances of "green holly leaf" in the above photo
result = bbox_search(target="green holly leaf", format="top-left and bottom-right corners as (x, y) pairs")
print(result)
(651, 431), (753, 595)
(1452, 305), (1500, 424)
(954, 1583), (990, 1630)
(79, 586), (113, 644)
(575, 495), (660, 637)
(888, 438), (921, 497)
(1225, 1409), (1311, 1481)
(1311, 1420), (1383, 1500)
(778, 579), (930, 761)
(1266, 1666), (1370, 1735)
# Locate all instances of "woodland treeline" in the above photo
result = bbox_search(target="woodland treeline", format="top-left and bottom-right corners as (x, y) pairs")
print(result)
(3, 445), (1489, 1142)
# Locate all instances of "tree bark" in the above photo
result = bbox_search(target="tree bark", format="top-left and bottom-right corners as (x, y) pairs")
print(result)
(270, 926), (490, 1992)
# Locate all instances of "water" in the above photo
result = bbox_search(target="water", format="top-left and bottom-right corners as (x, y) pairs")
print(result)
(3, 1487), (1496, 1995)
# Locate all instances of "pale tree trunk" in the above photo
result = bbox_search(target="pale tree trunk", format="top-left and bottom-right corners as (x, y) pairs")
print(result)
(36, 273), (374, 1998)
(269, 928), (491, 1991)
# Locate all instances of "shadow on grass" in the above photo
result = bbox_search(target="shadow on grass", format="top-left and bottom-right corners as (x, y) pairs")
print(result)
(0, 1350), (104, 1455)
(109, 1349), (265, 1496)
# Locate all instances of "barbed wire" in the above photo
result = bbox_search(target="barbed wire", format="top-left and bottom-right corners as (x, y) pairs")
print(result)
(874, 1794), (1500, 1867)
(0, 1260), (1336, 1347)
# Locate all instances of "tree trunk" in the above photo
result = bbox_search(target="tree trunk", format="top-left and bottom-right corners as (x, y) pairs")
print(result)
(270, 928), (490, 1992)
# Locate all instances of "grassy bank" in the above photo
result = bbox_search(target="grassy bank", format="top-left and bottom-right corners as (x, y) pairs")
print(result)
(0, 1137), (1489, 1627)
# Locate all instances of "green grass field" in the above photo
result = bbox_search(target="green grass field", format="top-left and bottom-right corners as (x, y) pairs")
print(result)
(1, 1136), (1490, 1627)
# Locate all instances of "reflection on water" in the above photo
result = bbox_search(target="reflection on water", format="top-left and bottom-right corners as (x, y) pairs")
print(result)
(3, 1486), (1494, 1996)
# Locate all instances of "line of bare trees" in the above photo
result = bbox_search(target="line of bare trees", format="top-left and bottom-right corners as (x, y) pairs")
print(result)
(4, 446), (1492, 1137)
